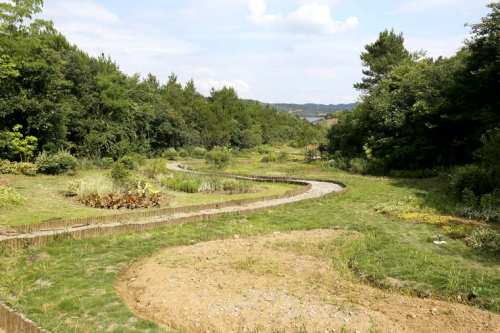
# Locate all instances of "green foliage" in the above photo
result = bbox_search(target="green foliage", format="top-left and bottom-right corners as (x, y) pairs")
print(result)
(0, 1), (318, 162)
(354, 29), (411, 91)
(110, 162), (130, 185)
(349, 158), (369, 175)
(191, 147), (207, 158)
(260, 153), (278, 163)
(0, 185), (24, 207)
(304, 146), (320, 163)
(162, 148), (178, 160)
(0, 160), (37, 175)
(142, 159), (168, 179)
(161, 173), (254, 194)
(465, 228), (500, 253)
(94, 157), (114, 169)
(70, 177), (161, 209)
(205, 147), (231, 169)
(329, 4), (499, 175)
(161, 174), (202, 193)
(0, 125), (38, 161)
(449, 165), (493, 199)
(35, 151), (77, 175)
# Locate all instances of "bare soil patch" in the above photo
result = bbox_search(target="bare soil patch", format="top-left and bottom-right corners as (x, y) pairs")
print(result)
(117, 229), (500, 333)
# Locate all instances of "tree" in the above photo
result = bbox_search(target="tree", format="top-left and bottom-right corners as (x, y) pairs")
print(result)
(354, 29), (411, 92)
(0, 125), (38, 161)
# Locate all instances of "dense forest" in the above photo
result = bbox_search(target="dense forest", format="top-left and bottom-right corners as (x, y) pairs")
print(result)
(327, 3), (499, 220)
(0, 0), (320, 161)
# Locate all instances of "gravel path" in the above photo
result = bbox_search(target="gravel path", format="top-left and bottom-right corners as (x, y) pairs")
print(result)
(0, 164), (343, 243)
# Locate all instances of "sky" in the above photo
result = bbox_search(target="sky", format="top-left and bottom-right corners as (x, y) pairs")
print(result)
(40, 0), (493, 104)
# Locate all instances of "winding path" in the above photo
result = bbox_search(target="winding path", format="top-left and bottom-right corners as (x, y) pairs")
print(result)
(0, 163), (343, 245)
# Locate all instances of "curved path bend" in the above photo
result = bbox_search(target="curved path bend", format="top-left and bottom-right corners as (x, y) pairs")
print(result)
(0, 163), (344, 244)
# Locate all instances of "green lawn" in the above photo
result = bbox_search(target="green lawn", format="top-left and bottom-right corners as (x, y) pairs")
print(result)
(0, 168), (299, 227)
(0, 155), (499, 333)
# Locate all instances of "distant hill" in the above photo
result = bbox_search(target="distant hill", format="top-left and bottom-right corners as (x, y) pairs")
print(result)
(271, 103), (356, 118)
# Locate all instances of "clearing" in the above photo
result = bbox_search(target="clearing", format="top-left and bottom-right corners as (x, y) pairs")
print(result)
(118, 229), (500, 333)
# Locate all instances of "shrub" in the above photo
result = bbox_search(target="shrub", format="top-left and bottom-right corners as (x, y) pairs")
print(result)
(257, 145), (272, 155)
(304, 147), (320, 162)
(278, 152), (289, 162)
(449, 165), (494, 199)
(465, 228), (500, 253)
(0, 185), (25, 207)
(69, 177), (161, 209)
(94, 157), (114, 169)
(142, 159), (168, 179)
(205, 148), (231, 169)
(261, 153), (278, 163)
(221, 178), (253, 194)
(177, 148), (189, 158)
(110, 162), (130, 184)
(35, 151), (78, 175)
(191, 147), (207, 158)
(119, 155), (138, 170)
(349, 158), (369, 174)
(162, 148), (178, 160)
(323, 156), (349, 171)
(161, 174), (202, 193)
(67, 176), (114, 198)
(0, 160), (37, 176)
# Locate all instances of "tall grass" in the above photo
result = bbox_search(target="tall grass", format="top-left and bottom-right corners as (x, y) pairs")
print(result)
(159, 173), (254, 194)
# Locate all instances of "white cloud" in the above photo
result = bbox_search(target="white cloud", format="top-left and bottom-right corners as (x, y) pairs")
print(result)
(44, 0), (119, 23)
(248, 0), (278, 23)
(195, 78), (252, 97)
(394, 0), (490, 13)
(247, 0), (358, 35)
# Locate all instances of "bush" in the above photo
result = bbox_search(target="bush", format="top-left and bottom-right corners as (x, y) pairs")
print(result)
(0, 185), (25, 207)
(35, 151), (78, 175)
(110, 162), (130, 184)
(142, 159), (168, 179)
(278, 152), (289, 162)
(349, 158), (369, 174)
(257, 145), (272, 155)
(94, 157), (114, 169)
(177, 148), (189, 158)
(161, 174), (202, 193)
(261, 153), (278, 163)
(221, 178), (253, 194)
(465, 228), (500, 253)
(72, 179), (160, 209)
(0, 160), (37, 176)
(304, 147), (320, 162)
(119, 155), (139, 170)
(191, 147), (207, 158)
(205, 148), (231, 169)
(162, 148), (178, 160)
(449, 165), (494, 199)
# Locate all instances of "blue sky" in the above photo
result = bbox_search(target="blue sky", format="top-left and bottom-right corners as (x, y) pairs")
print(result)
(41, 0), (492, 104)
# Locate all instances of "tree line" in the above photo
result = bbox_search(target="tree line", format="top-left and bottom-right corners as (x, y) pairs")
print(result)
(327, 3), (499, 220)
(328, 3), (499, 172)
(0, 0), (320, 161)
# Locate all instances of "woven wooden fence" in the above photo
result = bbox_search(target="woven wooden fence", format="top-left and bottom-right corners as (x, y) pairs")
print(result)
(0, 302), (48, 333)
(0, 169), (345, 332)
(12, 176), (313, 234)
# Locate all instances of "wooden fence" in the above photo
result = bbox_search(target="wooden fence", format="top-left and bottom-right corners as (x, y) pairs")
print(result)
(0, 302), (48, 333)
(0, 169), (345, 332)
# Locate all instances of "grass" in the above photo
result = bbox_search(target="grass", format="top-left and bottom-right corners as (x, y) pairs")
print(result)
(0, 151), (499, 332)
(0, 167), (299, 227)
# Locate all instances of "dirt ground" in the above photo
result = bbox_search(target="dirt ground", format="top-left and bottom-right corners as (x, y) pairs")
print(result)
(117, 229), (500, 333)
